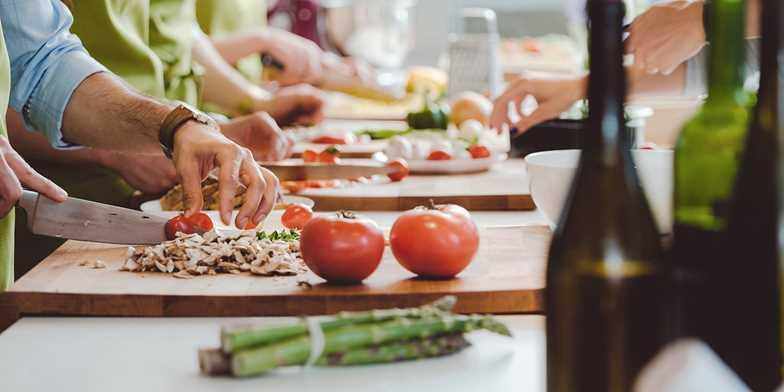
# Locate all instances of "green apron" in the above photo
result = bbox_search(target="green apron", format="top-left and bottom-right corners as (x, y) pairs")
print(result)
(195, 0), (266, 84)
(15, 0), (206, 277)
(0, 21), (13, 291)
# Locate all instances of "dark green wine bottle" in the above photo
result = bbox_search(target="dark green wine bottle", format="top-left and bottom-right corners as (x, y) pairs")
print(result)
(718, 0), (783, 390)
(670, 0), (750, 342)
(545, 1), (665, 391)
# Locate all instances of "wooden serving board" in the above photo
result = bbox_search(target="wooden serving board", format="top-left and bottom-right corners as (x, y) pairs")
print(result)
(3, 225), (550, 318)
(303, 159), (534, 211)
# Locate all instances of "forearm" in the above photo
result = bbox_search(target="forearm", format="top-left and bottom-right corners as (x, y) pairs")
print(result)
(61, 73), (172, 153)
(192, 28), (271, 116)
(209, 30), (268, 65)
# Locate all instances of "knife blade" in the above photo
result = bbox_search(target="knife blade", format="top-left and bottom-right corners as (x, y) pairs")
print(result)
(260, 161), (392, 181)
(17, 190), (169, 245)
(261, 53), (405, 102)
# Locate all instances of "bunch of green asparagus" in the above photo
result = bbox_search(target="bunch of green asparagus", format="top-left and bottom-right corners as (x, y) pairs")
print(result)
(199, 296), (512, 377)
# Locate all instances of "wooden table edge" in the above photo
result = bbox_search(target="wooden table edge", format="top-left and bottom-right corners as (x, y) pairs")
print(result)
(4, 289), (544, 317)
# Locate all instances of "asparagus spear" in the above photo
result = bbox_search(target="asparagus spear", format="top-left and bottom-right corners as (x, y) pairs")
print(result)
(221, 296), (457, 353)
(230, 313), (511, 377)
(316, 333), (470, 366)
(200, 334), (470, 376)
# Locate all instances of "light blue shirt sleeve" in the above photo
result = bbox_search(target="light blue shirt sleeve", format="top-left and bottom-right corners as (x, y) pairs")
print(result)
(0, 0), (107, 149)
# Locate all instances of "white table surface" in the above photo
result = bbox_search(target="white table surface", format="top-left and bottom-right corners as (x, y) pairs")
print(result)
(0, 315), (546, 392)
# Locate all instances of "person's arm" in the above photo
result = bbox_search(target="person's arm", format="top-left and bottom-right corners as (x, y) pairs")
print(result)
(490, 64), (690, 135)
(191, 27), (324, 126)
(627, 0), (760, 76)
(7, 109), (179, 195)
(0, 0), (277, 227)
(191, 28), (271, 117)
(208, 27), (323, 86)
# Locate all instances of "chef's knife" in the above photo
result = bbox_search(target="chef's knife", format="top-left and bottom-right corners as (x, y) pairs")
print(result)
(260, 161), (392, 181)
(261, 53), (405, 102)
(17, 190), (168, 245)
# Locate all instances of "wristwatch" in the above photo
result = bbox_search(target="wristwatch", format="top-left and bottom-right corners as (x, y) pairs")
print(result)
(158, 103), (214, 159)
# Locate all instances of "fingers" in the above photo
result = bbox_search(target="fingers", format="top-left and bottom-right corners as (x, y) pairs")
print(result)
(175, 155), (206, 217)
(216, 146), (243, 225)
(254, 167), (279, 224)
(513, 104), (562, 137)
(490, 78), (531, 132)
(6, 151), (67, 202)
(0, 154), (22, 218)
(235, 155), (264, 228)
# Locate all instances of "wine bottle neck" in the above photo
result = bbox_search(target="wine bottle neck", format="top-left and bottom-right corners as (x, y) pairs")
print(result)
(755, 0), (780, 126)
(583, 0), (627, 166)
(705, 0), (747, 105)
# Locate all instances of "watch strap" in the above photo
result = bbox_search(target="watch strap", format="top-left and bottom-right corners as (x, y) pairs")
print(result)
(159, 104), (212, 159)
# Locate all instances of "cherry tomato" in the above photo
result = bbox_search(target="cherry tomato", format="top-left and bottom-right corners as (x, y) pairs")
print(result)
(164, 212), (214, 240)
(390, 202), (479, 278)
(310, 134), (356, 145)
(386, 158), (410, 182)
(426, 150), (452, 161)
(300, 211), (385, 283)
(302, 149), (319, 163)
(318, 146), (341, 164)
(468, 144), (491, 159)
(281, 203), (314, 230)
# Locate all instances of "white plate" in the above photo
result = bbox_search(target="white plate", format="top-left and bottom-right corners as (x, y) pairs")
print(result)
(139, 196), (315, 231)
(292, 140), (388, 155)
(375, 153), (508, 175)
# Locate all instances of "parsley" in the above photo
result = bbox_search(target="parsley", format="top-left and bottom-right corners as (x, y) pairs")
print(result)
(257, 230), (300, 242)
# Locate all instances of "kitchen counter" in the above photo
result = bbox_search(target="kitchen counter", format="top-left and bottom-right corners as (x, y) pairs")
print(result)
(0, 315), (546, 392)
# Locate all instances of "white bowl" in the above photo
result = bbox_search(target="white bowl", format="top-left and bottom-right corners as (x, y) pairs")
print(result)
(525, 149), (673, 233)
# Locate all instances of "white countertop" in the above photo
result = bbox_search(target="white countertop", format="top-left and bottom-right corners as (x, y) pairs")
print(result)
(0, 315), (546, 392)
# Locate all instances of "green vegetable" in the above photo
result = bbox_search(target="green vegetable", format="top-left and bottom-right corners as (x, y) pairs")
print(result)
(230, 313), (511, 377)
(357, 128), (413, 140)
(221, 296), (456, 353)
(200, 333), (470, 375)
(316, 333), (470, 366)
(406, 93), (449, 130)
(256, 230), (300, 242)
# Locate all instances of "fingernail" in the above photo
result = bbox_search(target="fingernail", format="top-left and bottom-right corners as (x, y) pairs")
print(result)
(237, 217), (248, 229)
(222, 212), (231, 225)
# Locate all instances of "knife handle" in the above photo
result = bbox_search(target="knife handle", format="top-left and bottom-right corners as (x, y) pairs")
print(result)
(17, 190), (38, 215)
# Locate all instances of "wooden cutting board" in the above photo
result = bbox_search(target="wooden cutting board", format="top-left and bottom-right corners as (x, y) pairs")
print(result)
(3, 225), (550, 318)
(303, 159), (534, 211)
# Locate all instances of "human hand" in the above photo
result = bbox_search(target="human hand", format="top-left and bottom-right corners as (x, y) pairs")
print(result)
(490, 75), (586, 136)
(626, 0), (706, 75)
(98, 151), (178, 194)
(257, 84), (325, 127)
(261, 28), (324, 86)
(0, 137), (67, 217)
(220, 112), (294, 161)
(172, 122), (280, 228)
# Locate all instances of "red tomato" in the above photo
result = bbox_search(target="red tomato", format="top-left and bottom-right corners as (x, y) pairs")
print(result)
(386, 158), (410, 182)
(164, 212), (214, 240)
(390, 203), (479, 278)
(302, 149), (319, 163)
(426, 150), (452, 161)
(300, 212), (385, 283)
(468, 144), (491, 159)
(318, 146), (341, 164)
(281, 203), (314, 230)
(310, 134), (356, 145)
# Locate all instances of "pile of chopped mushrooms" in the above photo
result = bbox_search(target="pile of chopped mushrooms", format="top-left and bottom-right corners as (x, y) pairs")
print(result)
(121, 229), (305, 279)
